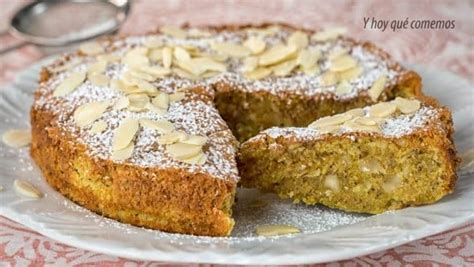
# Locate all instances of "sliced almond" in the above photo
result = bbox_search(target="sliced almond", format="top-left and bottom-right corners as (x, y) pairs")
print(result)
(181, 135), (207, 145)
(127, 94), (150, 112)
(88, 73), (109, 86)
(344, 108), (365, 117)
(162, 47), (173, 68)
(335, 81), (352, 95)
(192, 57), (227, 73)
(338, 66), (363, 81)
(87, 60), (108, 76)
(139, 119), (174, 134)
(110, 79), (127, 92)
(14, 180), (43, 198)
(393, 97), (421, 114)
(79, 42), (104, 55)
(127, 69), (156, 81)
(309, 114), (352, 128)
(123, 47), (149, 68)
(112, 118), (139, 151)
(324, 174), (340, 191)
(328, 48), (349, 61)
(139, 65), (172, 76)
(317, 124), (340, 134)
(301, 65), (320, 75)
(272, 59), (297, 77)
(297, 49), (321, 70)
(2, 129), (31, 148)
(74, 101), (110, 127)
(258, 44), (297, 66)
(173, 68), (198, 80)
(173, 47), (191, 62)
(288, 31), (309, 49)
(152, 93), (169, 109)
(312, 27), (347, 42)
(90, 120), (108, 134)
(243, 36), (266, 55)
(256, 224), (300, 236)
(160, 25), (187, 39)
(167, 143), (202, 160)
(320, 71), (338, 86)
(148, 48), (163, 61)
(110, 143), (134, 161)
(343, 120), (380, 133)
(113, 96), (130, 110)
(169, 92), (185, 102)
(211, 42), (251, 58)
(242, 57), (259, 72)
(158, 131), (187, 145)
(330, 55), (358, 72)
(244, 67), (272, 80)
(354, 117), (378, 126)
(53, 71), (86, 97)
(187, 28), (211, 37)
(97, 54), (121, 63)
(144, 36), (163, 48)
(368, 75), (387, 101)
(144, 102), (167, 115)
(180, 152), (207, 165)
(369, 102), (397, 117)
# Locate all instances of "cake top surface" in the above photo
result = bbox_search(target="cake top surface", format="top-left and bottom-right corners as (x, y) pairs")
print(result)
(248, 98), (442, 142)
(34, 24), (409, 181)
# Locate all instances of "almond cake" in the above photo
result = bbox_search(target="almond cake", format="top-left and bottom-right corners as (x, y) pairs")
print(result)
(239, 97), (459, 214)
(31, 24), (439, 236)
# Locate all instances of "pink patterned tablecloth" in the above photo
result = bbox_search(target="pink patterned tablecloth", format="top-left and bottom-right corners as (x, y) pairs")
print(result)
(0, 0), (473, 266)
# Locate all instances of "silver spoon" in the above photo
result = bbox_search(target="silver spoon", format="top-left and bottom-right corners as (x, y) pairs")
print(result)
(0, 0), (130, 55)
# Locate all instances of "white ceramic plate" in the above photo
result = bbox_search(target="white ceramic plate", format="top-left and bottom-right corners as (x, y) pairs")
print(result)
(0, 58), (472, 265)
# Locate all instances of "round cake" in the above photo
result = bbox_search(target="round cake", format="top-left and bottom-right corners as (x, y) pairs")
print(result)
(30, 24), (423, 236)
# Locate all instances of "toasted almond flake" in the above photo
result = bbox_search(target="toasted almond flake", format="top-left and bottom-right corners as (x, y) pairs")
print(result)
(144, 36), (163, 48)
(256, 224), (300, 236)
(152, 93), (169, 109)
(244, 67), (272, 80)
(158, 131), (187, 145)
(393, 97), (421, 114)
(324, 174), (340, 191)
(110, 143), (134, 161)
(87, 60), (107, 75)
(2, 129), (31, 148)
(181, 135), (208, 146)
(88, 73), (109, 86)
(174, 47), (191, 62)
(328, 48), (349, 60)
(288, 31), (309, 49)
(14, 180), (43, 198)
(173, 68), (198, 80)
(335, 81), (352, 95)
(162, 47), (173, 68)
(79, 42), (104, 55)
(242, 57), (259, 72)
(301, 65), (320, 75)
(320, 71), (338, 86)
(53, 71), (86, 97)
(243, 36), (266, 54)
(127, 94), (150, 111)
(368, 75), (387, 101)
(90, 120), (108, 133)
(180, 152), (207, 164)
(354, 117), (378, 126)
(317, 125), (340, 134)
(74, 101), (110, 127)
(112, 118), (139, 151)
(312, 27), (347, 42)
(369, 102), (397, 117)
(271, 59), (297, 77)
(297, 48), (321, 69)
(330, 55), (358, 72)
(139, 119), (174, 134)
(344, 108), (365, 117)
(169, 92), (185, 102)
(167, 143), (202, 160)
(258, 44), (297, 66)
(160, 25), (187, 38)
(139, 65), (171, 76)
(309, 114), (352, 128)
(113, 96), (130, 110)
(343, 120), (380, 132)
(338, 66), (363, 81)
(211, 42), (251, 58)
